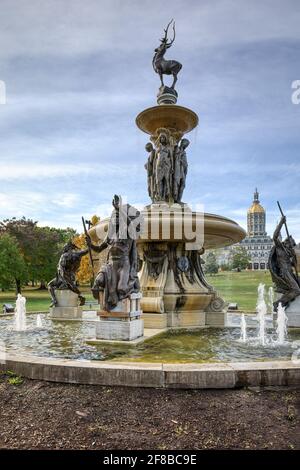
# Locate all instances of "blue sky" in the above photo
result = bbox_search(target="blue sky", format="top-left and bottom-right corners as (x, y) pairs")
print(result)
(0, 0), (300, 240)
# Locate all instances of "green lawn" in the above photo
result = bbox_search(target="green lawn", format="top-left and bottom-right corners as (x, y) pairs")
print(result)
(0, 287), (95, 313)
(207, 270), (273, 311)
(0, 271), (272, 313)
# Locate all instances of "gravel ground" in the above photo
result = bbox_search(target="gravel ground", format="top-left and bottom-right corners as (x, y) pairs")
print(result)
(0, 374), (299, 450)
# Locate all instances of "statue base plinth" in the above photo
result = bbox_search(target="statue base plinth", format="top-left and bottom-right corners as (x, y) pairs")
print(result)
(96, 318), (144, 341)
(157, 86), (178, 105)
(49, 290), (83, 320)
(285, 297), (300, 327)
(49, 306), (83, 320)
(96, 293), (144, 341)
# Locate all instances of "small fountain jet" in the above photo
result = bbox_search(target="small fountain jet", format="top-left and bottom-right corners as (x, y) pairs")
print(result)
(14, 294), (27, 332)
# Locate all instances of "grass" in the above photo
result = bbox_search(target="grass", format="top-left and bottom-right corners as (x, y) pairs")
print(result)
(0, 271), (272, 313)
(4, 371), (24, 386)
(0, 287), (95, 312)
(207, 270), (273, 311)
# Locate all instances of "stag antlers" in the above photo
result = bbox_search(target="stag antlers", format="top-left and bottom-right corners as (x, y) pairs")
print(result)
(160, 19), (176, 47)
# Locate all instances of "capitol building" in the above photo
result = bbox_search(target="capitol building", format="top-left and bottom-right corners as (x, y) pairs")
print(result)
(215, 189), (273, 270)
(240, 189), (273, 270)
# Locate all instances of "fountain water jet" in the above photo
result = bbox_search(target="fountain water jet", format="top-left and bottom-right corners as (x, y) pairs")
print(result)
(36, 314), (43, 328)
(268, 286), (274, 314)
(239, 313), (247, 343)
(276, 302), (288, 345)
(14, 294), (27, 332)
(256, 283), (267, 346)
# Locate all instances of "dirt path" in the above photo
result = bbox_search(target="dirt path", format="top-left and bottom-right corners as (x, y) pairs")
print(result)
(0, 374), (299, 450)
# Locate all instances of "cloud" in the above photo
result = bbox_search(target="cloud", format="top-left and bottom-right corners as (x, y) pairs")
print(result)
(0, 0), (300, 59)
(0, 0), (300, 244)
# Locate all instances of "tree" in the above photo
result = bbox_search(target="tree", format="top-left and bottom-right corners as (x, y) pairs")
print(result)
(0, 217), (36, 292)
(0, 218), (78, 289)
(0, 234), (27, 292)
(204, 252), (219, 275)
(73, 233), (93, 285)
(231, 246), (251, 271)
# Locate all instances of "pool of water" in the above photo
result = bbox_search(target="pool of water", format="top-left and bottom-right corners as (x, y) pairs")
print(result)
(0, 313), (300, 363)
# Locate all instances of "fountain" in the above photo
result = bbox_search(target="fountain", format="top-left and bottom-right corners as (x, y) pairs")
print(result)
(276, 303), (288, 345)
(256, 283), (267, 345)
(237, 284), (288, 346)
(268, 286), (274, 314)
(13, 294), (27, 332)
(88, 21), (246, 330)
(239, 314), (247, 343)
(36, 314), (43, 328)
(0, 23), (299, 390)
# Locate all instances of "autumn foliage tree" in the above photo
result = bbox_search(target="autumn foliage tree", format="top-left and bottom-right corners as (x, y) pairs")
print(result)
(73, 233), (94, 285)
(73, 215), (102, 285)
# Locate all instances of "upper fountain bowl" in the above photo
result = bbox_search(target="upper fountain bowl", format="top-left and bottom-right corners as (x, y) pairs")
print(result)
(136, 104), (198, 135)
(88, 206), (246, 250)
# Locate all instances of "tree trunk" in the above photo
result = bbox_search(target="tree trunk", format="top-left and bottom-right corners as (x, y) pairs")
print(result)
(15, 278), (22, 295)
(39, 280), (47, 290)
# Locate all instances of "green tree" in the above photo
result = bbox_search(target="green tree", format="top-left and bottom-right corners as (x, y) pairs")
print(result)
(231, 246), (251, 271)
(0, 218), (78, 289)
(0, 217), (36, 292)
(204, 252), (219, 275)
(0, 234), (27, 292)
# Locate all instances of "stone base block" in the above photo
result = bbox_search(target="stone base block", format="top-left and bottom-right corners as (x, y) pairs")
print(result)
(285, 297), (300, 327)
(96, 319), (144, 341)
(54, 289), (79, 307)
(143, 313), (168, 329)
(49, 306), (83, 320)
(167, 311), (206, 328)
(205, 311), (226, 327)
(286, 313), (300, 328)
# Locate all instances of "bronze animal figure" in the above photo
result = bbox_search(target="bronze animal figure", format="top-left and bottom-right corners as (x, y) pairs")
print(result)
(152, 19), (182, 89)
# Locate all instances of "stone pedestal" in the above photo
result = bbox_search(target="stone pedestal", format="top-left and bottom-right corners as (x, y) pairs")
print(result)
(96, 293), (144, 341)
(205, 295), (226, 327)
(96, 318), (144, 341)
(49, 290), (83, 320)
(285, 297), (300, 327)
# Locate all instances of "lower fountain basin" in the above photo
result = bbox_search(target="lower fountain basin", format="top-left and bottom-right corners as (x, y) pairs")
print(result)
(0, 313), (299, 363)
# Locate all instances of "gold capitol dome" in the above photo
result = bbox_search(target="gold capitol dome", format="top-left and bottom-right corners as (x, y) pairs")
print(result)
(248, 188), (265, 214)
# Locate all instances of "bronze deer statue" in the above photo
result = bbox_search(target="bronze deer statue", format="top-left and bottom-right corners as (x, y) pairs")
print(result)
(152, 20), (182, 89)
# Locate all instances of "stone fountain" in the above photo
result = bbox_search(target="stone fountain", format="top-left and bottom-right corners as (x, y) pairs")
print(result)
(89, 21), (245, 330)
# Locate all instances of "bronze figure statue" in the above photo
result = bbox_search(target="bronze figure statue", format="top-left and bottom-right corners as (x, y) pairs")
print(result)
(173, 138), (189, 203)
(86, 195), (141, 311)
(48, 242), (88, 307)
(144, 142), (156, 200)
(152, 19), (182, 90)
(144, 130), (189, 204)
(268, 205), (300, 310)
(155, 132), (173, 201)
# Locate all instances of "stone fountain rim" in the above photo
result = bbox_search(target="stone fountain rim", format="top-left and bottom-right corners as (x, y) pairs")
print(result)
(2, 352), (300, 389)
(135, 103), (199, 135)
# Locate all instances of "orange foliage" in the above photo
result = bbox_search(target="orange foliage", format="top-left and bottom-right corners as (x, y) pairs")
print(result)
(73, 233), (93, 285)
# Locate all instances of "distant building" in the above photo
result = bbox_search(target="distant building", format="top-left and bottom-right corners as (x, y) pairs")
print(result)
(214, 189), (273, 270)
(240, 189), (273, 270)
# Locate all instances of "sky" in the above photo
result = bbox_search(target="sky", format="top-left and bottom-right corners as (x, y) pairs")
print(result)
(0, 0), (300, 240)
